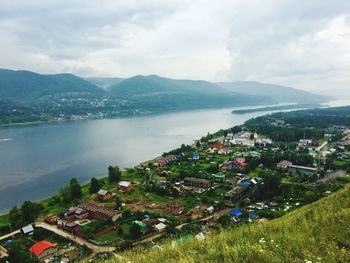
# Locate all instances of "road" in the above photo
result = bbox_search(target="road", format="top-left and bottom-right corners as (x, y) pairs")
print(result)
(0, 230), (20, 242)
(35, 222), (115, 255)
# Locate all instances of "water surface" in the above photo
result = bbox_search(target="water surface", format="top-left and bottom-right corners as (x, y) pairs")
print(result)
(0, 100), (348, 213)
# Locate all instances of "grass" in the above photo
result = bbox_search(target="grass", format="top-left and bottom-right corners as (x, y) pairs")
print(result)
(0, 214), (9, 227)
(95, 230), (120, 243)
(94, 184), (350, 263)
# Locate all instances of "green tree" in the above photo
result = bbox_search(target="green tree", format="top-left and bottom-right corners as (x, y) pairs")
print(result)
(108, 165), (121, 182)
(115, 196), (122, 211)
(254, 171), (282, 200)
(165, 222), (177, 235)
(70, 178), (82, 200)
(21, 201), (42, 224)
(89, 177), (100, 194)
(59, 185), (71, 203)
(130, 223), (142, 240)
(9, 206), (22, 229)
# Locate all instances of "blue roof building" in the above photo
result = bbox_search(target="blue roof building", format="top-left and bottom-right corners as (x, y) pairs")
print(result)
(229, 208), (243, 217)
(249, 212), (259, 218)
(239, 181), (251, 187)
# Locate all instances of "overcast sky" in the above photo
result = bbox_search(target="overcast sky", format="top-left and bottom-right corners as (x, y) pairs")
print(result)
(0, 0), (349, 92)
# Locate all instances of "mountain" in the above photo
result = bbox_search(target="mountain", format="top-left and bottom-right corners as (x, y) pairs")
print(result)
(107, 75), (275, 110)
(103, 184), (350, 263)
(217, 81), (329, 104)
(0, 69), (108, 103)
(85, 77), (125, 90)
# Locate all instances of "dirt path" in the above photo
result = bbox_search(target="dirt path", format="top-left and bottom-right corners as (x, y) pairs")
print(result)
(35, 222), (115, 255)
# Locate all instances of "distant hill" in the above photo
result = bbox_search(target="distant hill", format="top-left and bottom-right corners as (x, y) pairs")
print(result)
(0, 69), (107, 103)
(0, 69), (331, 125)
(107, 75), (275, 110)
(100, 184), (350, 263)
(85, 77), (125, 90)
(217, 81), (329, 104)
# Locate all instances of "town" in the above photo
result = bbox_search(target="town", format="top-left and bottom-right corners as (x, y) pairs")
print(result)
(1, 108), (350, 262)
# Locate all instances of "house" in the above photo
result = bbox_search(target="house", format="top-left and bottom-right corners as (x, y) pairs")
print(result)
(0, 245), (8, 259)
(192, 153), (200, 160)
(20, 224), (34, 235)
(63, 221), (80, 234)
(225, 186), (248, 201)
(219, 160), (234, 172)
(64, 207), (89, 221)
(234, 158), (247, 168)
(165, 200), (184, 215)
(118, 181), (133, 192)
(207, 142), (224, 152)
(134, 220), (148, 234)
(213, 173), (226, 183)
(29, 240), (58, 262)
(155, 155), (177, 167)
(229, 208), (243, 217)
(230, 138), (255, 148)
(184, 177), (211, 188)
(97, 189), (113, 201)
(299, 139), (313, 147)
(277, 160), (293, 171)
(154, 222), (167, 232)
(218, 147), (231, 155)
(78, 202), (120, 222)
(157, 218), (168, 223)
(204, 206), (214, 214)
(288, 165), (318, 176)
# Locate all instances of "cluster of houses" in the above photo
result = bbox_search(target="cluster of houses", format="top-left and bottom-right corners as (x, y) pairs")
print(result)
(44, 202), (120, 237)
(133, 217), (170, 234)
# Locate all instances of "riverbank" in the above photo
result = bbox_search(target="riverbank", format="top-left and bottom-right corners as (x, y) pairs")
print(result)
(232, 103), (321, 114)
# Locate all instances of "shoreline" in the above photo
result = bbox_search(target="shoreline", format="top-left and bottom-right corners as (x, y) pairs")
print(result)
(0, 101), (297, 129)
(0, 100), (344, 218)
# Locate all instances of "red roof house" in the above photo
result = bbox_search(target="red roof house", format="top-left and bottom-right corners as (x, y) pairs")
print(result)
(234, 158), (247, 167)
(29, 240), (58, 260)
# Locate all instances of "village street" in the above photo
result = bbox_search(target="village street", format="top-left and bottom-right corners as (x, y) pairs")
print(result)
(35, 222), (116, 255)
(0, 229), (20, 242)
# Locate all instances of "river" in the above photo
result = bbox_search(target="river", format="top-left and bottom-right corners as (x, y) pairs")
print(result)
(0, 100), (349, 213)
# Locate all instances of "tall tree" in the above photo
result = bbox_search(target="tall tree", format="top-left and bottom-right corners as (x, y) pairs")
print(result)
(108, 165), (121, 182)
(9, 206), (22, 229)
(130, 223), (142, 239)
(21, 201), (42, 224)
(70, 178), (82, 200)
(115, 196), (122, 211)
(89, 177), (100, 194)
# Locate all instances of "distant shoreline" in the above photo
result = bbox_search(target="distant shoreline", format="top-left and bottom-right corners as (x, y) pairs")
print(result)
(232, 103), (321, 114)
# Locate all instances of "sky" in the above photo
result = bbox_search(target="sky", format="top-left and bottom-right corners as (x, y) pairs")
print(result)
(0, 0), (350, 93)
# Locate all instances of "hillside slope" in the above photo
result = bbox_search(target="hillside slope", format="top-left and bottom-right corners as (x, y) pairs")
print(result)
(107, 75), (275, 109)
(85, 77), (125, 90)
(103, 184), (350, 263)
(0, 69), (107, 102)
(217, 81), (328, 104)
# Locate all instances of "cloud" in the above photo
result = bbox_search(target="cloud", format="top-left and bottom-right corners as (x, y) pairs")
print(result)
(0, 0), (349, 91)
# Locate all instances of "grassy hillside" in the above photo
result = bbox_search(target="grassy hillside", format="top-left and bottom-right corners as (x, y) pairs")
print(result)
(100, 184), (350, 263)
(217, 81), (329, 104)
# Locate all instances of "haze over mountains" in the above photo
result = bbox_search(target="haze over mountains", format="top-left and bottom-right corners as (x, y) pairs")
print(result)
(0, 68), (330, 125)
